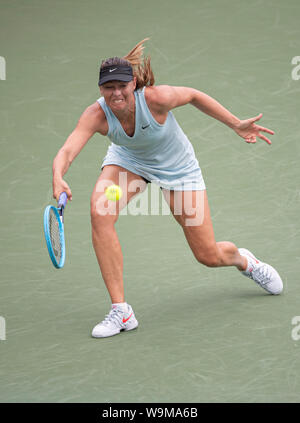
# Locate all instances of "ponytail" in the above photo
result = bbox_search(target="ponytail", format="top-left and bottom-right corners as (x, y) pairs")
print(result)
(123, 38), (155, 89)
(100, 38), (155, 90)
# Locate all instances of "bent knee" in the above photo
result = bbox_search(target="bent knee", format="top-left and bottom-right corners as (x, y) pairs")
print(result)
(90, 196), (119, 226)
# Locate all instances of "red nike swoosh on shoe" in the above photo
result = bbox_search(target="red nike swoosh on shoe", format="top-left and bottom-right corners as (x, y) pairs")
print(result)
(123, 313), (133, 323)
(247, 252), (260, 264)
(251, 257), (260, 264)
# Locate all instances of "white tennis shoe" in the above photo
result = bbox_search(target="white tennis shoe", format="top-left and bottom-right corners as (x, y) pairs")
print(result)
(92, 304), (138, 338)
(238, 248), (283, 295)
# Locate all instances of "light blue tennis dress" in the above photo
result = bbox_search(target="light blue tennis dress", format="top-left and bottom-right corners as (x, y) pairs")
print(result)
(97, 87), (206, 191)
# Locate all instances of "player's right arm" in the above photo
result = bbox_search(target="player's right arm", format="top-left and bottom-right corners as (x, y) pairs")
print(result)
(52, 102), (107, 201)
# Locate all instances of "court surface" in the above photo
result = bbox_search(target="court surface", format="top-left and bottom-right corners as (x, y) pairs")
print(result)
(0, 0), (300, 403)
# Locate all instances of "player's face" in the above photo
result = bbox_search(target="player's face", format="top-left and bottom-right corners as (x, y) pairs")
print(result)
(100, 78), (136, 112)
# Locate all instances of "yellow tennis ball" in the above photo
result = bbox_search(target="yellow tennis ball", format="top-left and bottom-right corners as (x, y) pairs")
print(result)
(105, 184), (123, 201)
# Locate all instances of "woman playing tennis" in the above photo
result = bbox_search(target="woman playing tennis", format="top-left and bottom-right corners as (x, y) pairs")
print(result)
(52, 39), (283, 338)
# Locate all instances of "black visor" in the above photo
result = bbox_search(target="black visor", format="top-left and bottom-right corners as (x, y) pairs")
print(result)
(98, 65), (133, 86)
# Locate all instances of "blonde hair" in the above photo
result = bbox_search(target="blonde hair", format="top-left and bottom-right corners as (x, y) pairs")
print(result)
(101, 38), (155, 90)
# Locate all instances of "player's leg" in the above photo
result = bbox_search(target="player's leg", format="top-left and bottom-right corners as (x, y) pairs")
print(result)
(163, 189), (283, 294)
(90, 165), (147, 304)
(163, 189), (247, 269)
(90, 165), (147, 338)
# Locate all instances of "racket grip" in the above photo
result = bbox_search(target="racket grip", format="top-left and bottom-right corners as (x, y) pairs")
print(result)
(58, 192), (68, 209)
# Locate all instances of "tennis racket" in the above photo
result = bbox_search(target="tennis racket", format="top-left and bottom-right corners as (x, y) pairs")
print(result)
(43, 192), (68, 268)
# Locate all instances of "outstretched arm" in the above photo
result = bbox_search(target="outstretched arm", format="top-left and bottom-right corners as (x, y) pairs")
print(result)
(149, 85), (274, 145)
(191, 89), (274, 144)
(52, 103), (106, 200)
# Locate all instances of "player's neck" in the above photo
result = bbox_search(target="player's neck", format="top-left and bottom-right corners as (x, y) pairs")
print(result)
(114, 96), (135, 123)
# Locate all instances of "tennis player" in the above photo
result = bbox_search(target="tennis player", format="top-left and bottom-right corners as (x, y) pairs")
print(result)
(52, 39), (283, 338)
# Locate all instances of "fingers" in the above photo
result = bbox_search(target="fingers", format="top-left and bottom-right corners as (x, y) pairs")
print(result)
(243, 113), (274, 145)
(53, 190), (59, 201)
(252, 115), (275, 135)
(258, 134), (272, 145)
(250, 113), (263, 123)
(64, 188), (72, 201)
(53, 187), (72, 201)
(245, 134), (272, 144)
(256, 125), (274, 135)
(54, 192), (62, 202)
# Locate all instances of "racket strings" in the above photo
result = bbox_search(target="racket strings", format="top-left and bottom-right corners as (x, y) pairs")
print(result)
(49, 208), (62, 261)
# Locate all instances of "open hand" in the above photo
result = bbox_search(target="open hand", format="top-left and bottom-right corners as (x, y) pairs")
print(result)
(234, 113), (274, 145)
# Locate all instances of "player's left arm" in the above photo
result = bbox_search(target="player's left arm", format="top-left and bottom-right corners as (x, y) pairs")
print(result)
(150, 85), (274, 145)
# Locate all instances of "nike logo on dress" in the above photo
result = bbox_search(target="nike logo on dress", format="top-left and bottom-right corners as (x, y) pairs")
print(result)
(123, 313), (133, 323)
(109, 68), (117, 72)
(142, 124), (150, 129)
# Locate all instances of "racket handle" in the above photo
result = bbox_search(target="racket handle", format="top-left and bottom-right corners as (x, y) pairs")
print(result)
(58, 192), (68, 209)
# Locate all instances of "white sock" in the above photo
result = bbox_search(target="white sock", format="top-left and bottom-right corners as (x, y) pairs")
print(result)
(112, 302), (128, 312)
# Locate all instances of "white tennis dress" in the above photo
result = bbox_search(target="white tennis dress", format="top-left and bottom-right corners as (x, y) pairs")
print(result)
(97, 87), (206, 191)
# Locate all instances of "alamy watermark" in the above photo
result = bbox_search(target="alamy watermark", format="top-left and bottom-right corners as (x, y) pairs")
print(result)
(291, 316), (300, 341)
(0, 56), (6, 80)
(291, 56), (300, 81)
(0, 316), (6, 340)
(93, 172), (205, 226)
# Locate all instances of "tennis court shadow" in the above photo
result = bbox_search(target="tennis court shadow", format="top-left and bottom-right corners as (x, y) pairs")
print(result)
(89, 327), (139, 341)
(229, 290), (276, 299)
(141, 285), (276, 326)
(180, 286), (273, 307)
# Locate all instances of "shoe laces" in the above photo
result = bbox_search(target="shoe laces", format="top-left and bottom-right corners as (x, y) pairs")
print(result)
(252, 263), (272, 285)
(102, 308), (124, 326)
